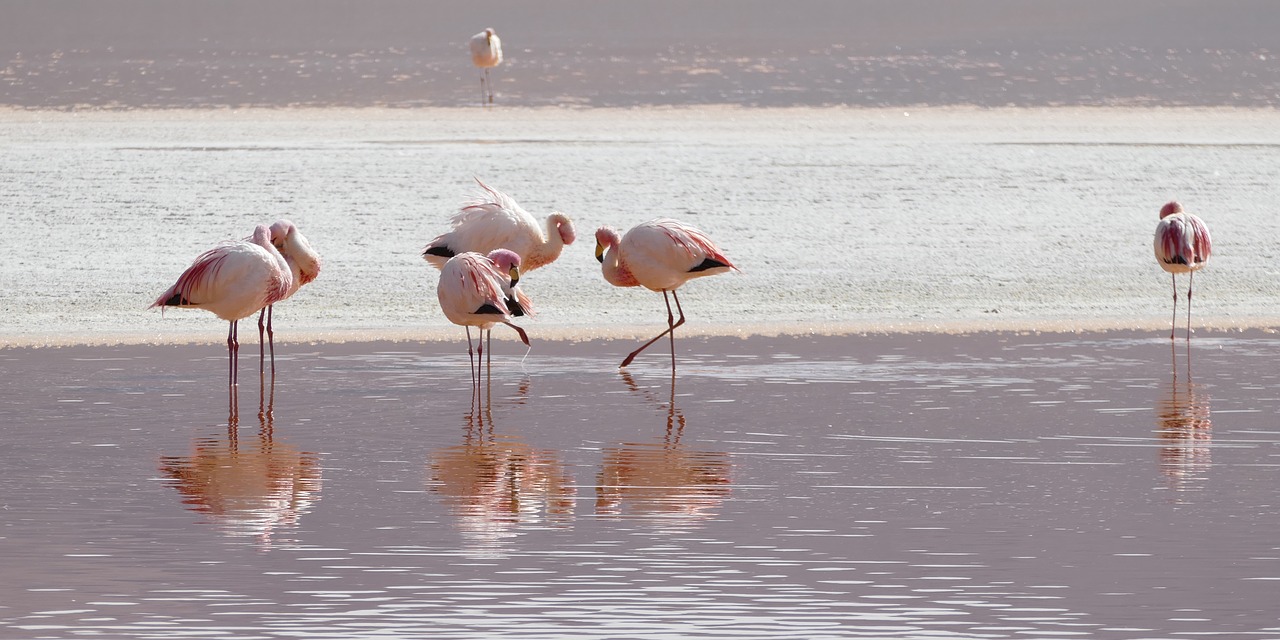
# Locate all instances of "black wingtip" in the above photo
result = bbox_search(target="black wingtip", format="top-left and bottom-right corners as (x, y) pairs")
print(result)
(474, 303), (505, 315)
(161, 293), (188, 306)
(689, 257), (730, 273)
(423, 246), (455, 259)
(506, 297), (526, 317)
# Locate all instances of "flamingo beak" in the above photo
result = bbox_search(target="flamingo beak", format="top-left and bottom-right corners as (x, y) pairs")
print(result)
(509, 266), (520, 287)
(595, 241), (605, 263)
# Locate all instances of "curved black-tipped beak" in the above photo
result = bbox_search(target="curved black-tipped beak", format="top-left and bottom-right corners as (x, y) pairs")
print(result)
(595, 242), (605, 263)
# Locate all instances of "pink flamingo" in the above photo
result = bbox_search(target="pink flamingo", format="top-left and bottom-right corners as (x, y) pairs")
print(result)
(469, 28), (503, 104)
(437, 249), (531, 380)
(255, 220), (322, 365)
(423, 179), (575, 273)
(595, 218), (738, 368)
(1154, 201), (1213, 340)
(153, 225), (292, 385)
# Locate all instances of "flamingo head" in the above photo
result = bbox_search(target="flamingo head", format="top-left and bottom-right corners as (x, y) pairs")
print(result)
(487, 248), (522, 286)
(1159, 201), (1184, 219)
(251, 224), (273, 246)
(551, 212), (577, 245)
(594, 227), (620, 263)
(270, 219), (322, 284)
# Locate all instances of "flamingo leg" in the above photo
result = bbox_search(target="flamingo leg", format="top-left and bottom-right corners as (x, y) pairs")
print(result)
(257, 308), (266, 371)
(465, 326), (477, 384)
(1186, 270), (1194, 341)
(1170, 273), (1177, 341)
(480, 74), (486, 106)
(485, 68), (493, 104)
(502, 321), (530, 346)
(266, 304), (276, 371)
(621, 290), (686, 369)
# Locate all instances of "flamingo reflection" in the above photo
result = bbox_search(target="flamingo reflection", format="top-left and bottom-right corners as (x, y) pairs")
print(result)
(428, 375), (573, 550)
(1155, 343), (1212, 496)
(159, 371), (322, 548)
(596, 371), (731, 526)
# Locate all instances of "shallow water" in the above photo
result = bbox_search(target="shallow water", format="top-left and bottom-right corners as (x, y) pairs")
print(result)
(2, 331), (1278, 638)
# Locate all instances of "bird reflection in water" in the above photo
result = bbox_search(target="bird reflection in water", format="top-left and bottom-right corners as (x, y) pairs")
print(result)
(428, 375), (573, 551)
(596, 371), (731, 527)
(1155, 342), (1212, 497)
(158, 370), (322, 548)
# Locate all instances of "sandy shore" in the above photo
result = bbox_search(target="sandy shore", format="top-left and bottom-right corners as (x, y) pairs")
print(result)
(2, 106), (1279, 348)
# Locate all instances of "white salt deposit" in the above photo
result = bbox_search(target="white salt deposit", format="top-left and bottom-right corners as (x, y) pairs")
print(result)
(1, 106), (1277, 347)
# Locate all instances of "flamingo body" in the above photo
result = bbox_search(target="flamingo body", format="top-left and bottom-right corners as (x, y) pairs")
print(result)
(153, 225), (290, 322)
(595, 218), (736, 367)
(437, 249), (531, 378)
(1154, 202), (1212, 274)
(424, 179), (575, 272)
(1153, 201), (1212, 340)
(597, 218), (735, 292)
(469, 28), (503, 69)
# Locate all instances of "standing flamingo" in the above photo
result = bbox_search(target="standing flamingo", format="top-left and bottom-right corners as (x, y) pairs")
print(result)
(469, 27), (503, 104)
(255, 219), (322, 366)
(1154, 201), (1212, 340)
(437, 249), (531, 381)
(595, 218), (737, 368)
(423, 179), (575, 273)
(153, 225), (292, 385)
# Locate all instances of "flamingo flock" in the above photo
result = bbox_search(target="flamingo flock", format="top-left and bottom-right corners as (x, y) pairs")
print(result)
(152, 189), (1210, 384)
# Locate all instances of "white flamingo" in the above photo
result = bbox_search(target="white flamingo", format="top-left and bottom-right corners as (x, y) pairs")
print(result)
(595, 218), (737, 368)
(437, 249), (531, 381)
(153, 225), (292, 385)
(423, 178), (575, 272)
(255, 220), (322, 364)
(469, 27), (503, 104)
(1154, 201), (1212, 340)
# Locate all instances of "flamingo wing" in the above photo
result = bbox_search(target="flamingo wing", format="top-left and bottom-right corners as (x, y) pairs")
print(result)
(437, 253), (512, 326)
(1155, 214), (1211, 268)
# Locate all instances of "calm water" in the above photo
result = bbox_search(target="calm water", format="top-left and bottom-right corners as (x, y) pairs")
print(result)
(1, 331), (1278, 639)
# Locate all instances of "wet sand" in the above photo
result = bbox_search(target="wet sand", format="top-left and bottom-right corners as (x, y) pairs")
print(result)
(1, 330), (1279, 638)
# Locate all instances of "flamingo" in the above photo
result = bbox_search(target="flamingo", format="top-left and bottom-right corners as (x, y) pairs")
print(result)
(595, 218), (737, 368)
(469, 27), (503, 104)
(423, 179), (575, 273)
(255, 220), (322, 366)
(437, 249), (531, 380)
(1154, 201), (1212, 340)
(153, 225), (292, 385)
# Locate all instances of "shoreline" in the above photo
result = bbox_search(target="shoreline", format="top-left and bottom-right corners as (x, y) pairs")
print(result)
(3, 314), (1276, 350)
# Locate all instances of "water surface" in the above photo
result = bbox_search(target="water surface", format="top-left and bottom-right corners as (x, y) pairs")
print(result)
(2, 331), (1278, 638)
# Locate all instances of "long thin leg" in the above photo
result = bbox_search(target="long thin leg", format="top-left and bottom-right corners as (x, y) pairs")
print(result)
(485, 68), (493, 104)
(1170, 273), (1177, 341)
(230, 319), (240, 387)
(266, 305), (276, 372)
(670, 290), (686, 370)
(257, 308), (266, 372)
(465, 326), (477, 385)
(480, 74), (486, 106)
(228, 321), (237, 387)
(621, 290), (686, 368)
(1186, 270), (1194, 341)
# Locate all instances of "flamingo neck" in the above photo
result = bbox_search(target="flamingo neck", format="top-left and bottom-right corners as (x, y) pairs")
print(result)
(600, 246), (639, 288)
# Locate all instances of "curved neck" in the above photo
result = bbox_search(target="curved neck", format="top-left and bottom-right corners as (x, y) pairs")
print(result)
(600, 244), (638, 288)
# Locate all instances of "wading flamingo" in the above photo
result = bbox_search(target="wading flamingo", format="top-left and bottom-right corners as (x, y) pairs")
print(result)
(595, 218), (737, 368)
(423, 179), (575, 272)
(437, 249), (531, 381)
(470, 27), (503, 104)
(1154, 201), (1212, 340)
(153, 225), (292, 385)
(255, 220), (322, 366)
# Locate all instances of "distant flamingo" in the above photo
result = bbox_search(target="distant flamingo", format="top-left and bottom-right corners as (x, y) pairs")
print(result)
(153, 225), (292, 385)
(255, 220), (322, 366)
(423, 178), (575, 273)
(595, 218), (737, 368)
(469, 27), (503, 104)
(437, 249), (531, 380)
(1154, 201), (1212, 340)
